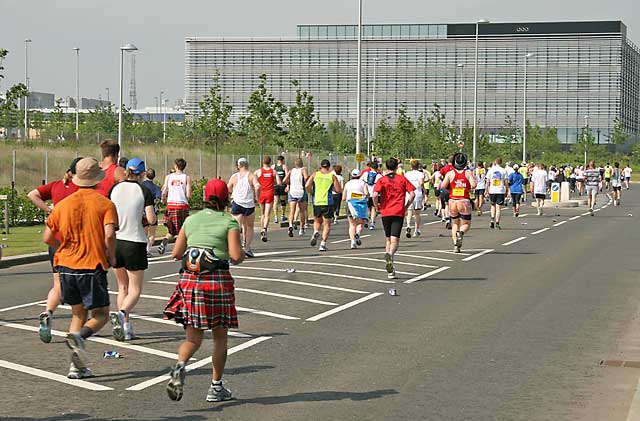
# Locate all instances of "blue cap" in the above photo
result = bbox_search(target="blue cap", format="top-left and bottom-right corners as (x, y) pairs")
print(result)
(126, 158), (146, 174)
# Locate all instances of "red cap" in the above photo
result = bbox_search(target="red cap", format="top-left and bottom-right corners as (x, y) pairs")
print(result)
(204, 179), (229, 202)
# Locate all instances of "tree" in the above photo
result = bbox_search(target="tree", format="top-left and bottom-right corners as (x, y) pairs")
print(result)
(393, 103), (415, 158)
(609, 117), (629, 153)
(286, 80), (322, 156)
(0, 49), (28, 137)
(327, 120), (355, 154)
(197, 74), (233, 177)
(574, 124), (596, 164)
(239, 74), (286, 158)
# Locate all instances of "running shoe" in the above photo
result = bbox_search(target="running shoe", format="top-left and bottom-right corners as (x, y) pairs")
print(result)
(350, 241), (358, 250)
(414, 230), (421, 237)
(274, 216), (279, 224)
(66, 333), (88, 370)
(110, 311), (126, 342)
(590, 208), (594, 216)
(298, 228), (305, 236)
(477, 210), (482, 217)
(288, 226), (294, 238)
(364, 222), (369, 228)
(387, 270), (397, 280)
(244, 249), (255, 258)
(38, 312), (52, 343)
(490, 221), (495, 229)
(319, 243), (328, 252)
(167, 362), (186, 401)
(310, 232), (320, 247)
(495, 222), (502, 230)
(124, 321), (135, 341)
(384, 252), (394, 274)
(260, 229), (268, 242)
(445, 221), (452, 230)
(158, 238), (168, 255)
(355, 233), (362, 246)
(434, 209), (439, 217)
(206, 381), (234, 402)
(515, 212), (519, 218)
(281, 216), (288, 222)
(369, 222), (376, 230)
(68, 362), (92, 379)
(406, 227), (412, 239)
(455, 231), (463, 251)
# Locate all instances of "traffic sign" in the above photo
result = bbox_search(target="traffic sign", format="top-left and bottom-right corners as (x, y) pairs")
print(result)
(355, 153), (365, 163)
(551, 183), (560, 203)
(0, 195), (7, 200)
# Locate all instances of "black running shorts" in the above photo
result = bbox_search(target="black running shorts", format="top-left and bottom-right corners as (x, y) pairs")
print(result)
(489, 194), (505, 206)
(114, 239), (149, 271)
(382, 216), (403, 238)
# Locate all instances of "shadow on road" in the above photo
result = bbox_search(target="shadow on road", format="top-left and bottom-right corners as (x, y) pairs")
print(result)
(186, 388), (399, 413)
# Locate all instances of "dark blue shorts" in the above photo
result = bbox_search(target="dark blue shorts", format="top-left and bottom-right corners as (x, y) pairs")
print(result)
(57, 266), (110, 310)
(48, 245), (58, 273)
(231, 203), (255, 217)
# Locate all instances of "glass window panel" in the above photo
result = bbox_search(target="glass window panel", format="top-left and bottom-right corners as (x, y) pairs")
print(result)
(300, 26), (309, 39)
(420, 25), (429, 36)
(383, 25), (392, 37)
(328, 25), (337, 38)
(392, 25), (401, 37)
(428, 25), (437, 38)
(438, 25), (447, 38)
(337, 26), (346, 38)
(319, 26), (328, 38)
(346, 25), (356, 38)
(310, 26), (319, 38)
(364, 25), (373, 37)
(373, 25), (383, 37)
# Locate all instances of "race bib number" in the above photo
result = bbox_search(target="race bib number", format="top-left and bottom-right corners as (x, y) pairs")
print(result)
(350, 192), (364, 199)
(452, 188), (465, 197)
(492, 179), (502, 187)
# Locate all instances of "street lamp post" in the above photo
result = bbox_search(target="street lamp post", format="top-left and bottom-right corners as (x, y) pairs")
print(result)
(73, 47), (80, 142)
(472, 20), (489, 165)
(522, 53), (534, 164)
(355, 0), (363, 162)
(24, 38), (32, 140)
(162, 99), (167, 143)
(457, 63), (465, 138)
(583, 115), (589, 166)
(366, 107), (373, 156)
(372, 57), (378, 148)
(105, 88), (110, 103)
(118, 43), (138, 152)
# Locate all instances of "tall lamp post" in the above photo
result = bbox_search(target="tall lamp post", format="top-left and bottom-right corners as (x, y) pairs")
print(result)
(372, 57), (378, 152)
(118, 43), (138, 151)
(73, 47), (80, 142)
(457, 63), (465, 138)
(522, 52), (534, 164)
(583, 115), (589, 166)
(472, 19), (489, 165)
(355, 0), (363, 163)
(105, 87), (110, 104)
(24, 38), (32, 140)
(162, 98), (167, 143)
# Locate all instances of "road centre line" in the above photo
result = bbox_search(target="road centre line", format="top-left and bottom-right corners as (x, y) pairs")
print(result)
(0, 320), (184, 360)
(0, 300), (46, 313)
(151, 277), (368, 294)
(594, 208), (602, 212)
(462, 249), (495, 262)
(0, 359), (113, 391)
(393, 253), (453, 262)
(581, 212), (591, 216)
(531, 227), (550, 235)
(404, 267), (451, 284)
(331, 256), (438, 269)
(235, 287), (338, 306)
(152, 272), (180, 280)
(36, 304), (253, 339)
(233, 266), (395, 284)
(553, 220), (568, 227)
(502, 237), (527, 246)
(569, 215), (581, 221)
(126, 336), (271, 391)
(307, 293), (383, 322)
(275, 260), (418, 276)
(331, 235), (371, 244)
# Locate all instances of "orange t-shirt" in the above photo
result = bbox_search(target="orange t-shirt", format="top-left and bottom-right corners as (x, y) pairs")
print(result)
(46, 188), (119, 270)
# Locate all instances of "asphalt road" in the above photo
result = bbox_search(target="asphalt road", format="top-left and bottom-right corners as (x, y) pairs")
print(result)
(1, 190), (640, 420)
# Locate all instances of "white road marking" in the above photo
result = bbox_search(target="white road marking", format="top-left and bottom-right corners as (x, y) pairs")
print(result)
(331, 235), (371, 244)
(424, 220), (443, 225)
(152, 273), (179, 280)
(0, 359), (113, 391)
(332, 256), (437, 269)
(519, 214), (529, 218)
(236, 306), (299, 320)
(235, 287), (338, 306)
(253, 250), (296, 257)
(429, 250), (472, 256)
(531, 227), (550, 235)
(307, 293), (383, 322)
(277, 260), (418, 276)
(581, 212), (591, 216)
(234, 266), (395, 284)
(0, 300), (45, 313)
(404, 267), (451, 284)
(394, 253), (453, 262)
(0, 320), (184, 360)
(625, 372), (640, 421)
(553, 220), (568, 227)
(502, 237), (527, 246)
(569, 215), (581, 221)
(152, 277), (368, 294)
(462, 249), (495, 262)
(594, 208), (602, 212)
(126, 336), (271, 391)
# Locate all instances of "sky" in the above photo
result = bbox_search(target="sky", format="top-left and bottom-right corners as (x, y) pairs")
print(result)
(0, 0), (638, 108)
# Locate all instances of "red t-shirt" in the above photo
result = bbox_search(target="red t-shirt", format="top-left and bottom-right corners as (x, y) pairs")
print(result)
(37, 180), (78, 205)
(360, 168), (372, 177)
(373, 173), (415, 218)
(441, 164), (455, 176)
(95, 163), (117, 197)
(258, 167), (275, 196)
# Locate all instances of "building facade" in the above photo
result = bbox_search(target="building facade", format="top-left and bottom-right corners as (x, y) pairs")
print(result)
(185, 21), (640, 144)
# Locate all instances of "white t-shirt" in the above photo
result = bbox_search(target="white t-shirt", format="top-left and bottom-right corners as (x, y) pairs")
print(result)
(288, 167), (305, 198)
(344, 178), (367, 200)
(548, 169), (557, 181)
(487, 165), (508, 194)
(506, 166), (515, 176)
(405, 170), (425, 192)
(110, 180), (155, 243)
(531, 169), (549, 194)
(624, 167), (633, 178)
(165, 173), (188, 207)
(474, 167), (486, 190)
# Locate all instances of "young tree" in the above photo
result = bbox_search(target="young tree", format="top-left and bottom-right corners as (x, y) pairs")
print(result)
(393, 103), (415, 158)
(83, 103), (118, 139)
(286, 80), (322, 156)
(609, 117), (628, 154)
(239, 74), (286, 158)
(0, 49), (28, 137)
(327, 120), (355, 154)
(197, 74), (233, 177)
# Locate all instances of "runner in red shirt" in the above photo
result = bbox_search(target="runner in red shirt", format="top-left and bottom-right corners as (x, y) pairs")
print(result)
(441, 153), (477, 253)
(95, 139), (125, 197)
(254, 156), (281, 242)
(438, 158), (455, 229)
(26, 157), (82, 343)
(373, 158), (415, 279)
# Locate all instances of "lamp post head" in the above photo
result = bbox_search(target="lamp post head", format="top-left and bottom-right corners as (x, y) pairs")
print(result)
(73, 47), (80, 52)
(120, 43), (138, 52)
(457, 63), (465, 68)
(477, 19), (490, 24)
(24, 38), (32, 43)
(525, 53), (534, 58)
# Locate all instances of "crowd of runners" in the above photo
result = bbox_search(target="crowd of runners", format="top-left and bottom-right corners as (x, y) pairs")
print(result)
(25, 138), (632, 402)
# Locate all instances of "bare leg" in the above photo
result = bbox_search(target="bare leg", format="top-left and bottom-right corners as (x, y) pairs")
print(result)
(146, 225), (157, 252)
(212, 327), (228, 381)
(494, 204), (502, 223)
(244, 214), (254, 250)
(321, 216), (331, 241)
(118, 270), (144, 321)
(45, 273), (62, 313)
(114, 268), (129, 312)
(288, 202), (297, 227)
(178, 325), (204, 363)
(348, 218), (356, 240)
(386, 236), (400, 255)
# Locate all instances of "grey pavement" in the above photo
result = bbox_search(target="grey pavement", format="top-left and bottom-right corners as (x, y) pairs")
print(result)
(1, 190), (639, 420)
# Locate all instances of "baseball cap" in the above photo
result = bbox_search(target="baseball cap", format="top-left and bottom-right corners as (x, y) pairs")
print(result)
(351, 168), (360, 177)
(68, 157), (83, 175)
(237, 157), (248, 167)
(204, 178), (229, 203)
(126, 158), (146, 174)
(72, 157), (105, 187)
(320, 159), (331, 168)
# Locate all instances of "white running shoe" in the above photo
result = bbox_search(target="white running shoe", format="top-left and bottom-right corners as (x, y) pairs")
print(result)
(319, 243), (328, 252)
(124, 322), (135, 341)
(350, 241), (357, 250)
(68, 362), (93, 379)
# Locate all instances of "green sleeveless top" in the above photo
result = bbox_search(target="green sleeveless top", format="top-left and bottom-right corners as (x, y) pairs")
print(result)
(313, 171), (334, 206)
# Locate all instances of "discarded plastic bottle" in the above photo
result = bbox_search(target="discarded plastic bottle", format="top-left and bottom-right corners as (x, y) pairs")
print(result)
(103, 351), (120, 359)
(388, 288), (398, 296)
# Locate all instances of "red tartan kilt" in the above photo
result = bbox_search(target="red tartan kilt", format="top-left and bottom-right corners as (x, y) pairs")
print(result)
(163, 270), (238, 330)
(164, 207), (189, 236)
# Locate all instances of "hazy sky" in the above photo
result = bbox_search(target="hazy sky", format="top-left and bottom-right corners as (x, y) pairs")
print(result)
(1, 0), (637, 108)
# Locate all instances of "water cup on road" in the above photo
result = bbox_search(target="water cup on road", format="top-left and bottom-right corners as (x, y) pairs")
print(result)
(286, 268), (296, 273)
(103, 351), (121, 359)
(388, 288), (398, 296)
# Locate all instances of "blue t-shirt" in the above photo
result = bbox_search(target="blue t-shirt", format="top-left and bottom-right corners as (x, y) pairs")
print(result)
(142, 180), (162, 201)
(508, 172), (524, 194)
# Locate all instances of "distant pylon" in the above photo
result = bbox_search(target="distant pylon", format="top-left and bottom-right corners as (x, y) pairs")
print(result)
(129, 54), (137, 109)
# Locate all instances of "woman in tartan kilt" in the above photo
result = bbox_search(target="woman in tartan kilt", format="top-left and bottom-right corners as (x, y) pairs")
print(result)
(164, 178), (244, 402)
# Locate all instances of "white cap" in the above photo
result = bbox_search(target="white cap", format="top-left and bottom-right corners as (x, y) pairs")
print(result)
(237, 157), (248, 167)
(351, 168), (360, 177)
